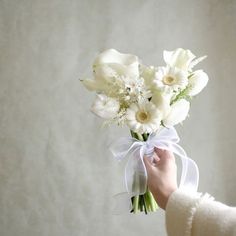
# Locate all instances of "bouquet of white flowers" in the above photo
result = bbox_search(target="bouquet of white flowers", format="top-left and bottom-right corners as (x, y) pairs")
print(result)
(81, 48), (208, 214)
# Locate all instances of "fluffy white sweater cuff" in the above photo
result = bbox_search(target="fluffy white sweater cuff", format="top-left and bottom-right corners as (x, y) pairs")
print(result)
(165, 189), (236, 236)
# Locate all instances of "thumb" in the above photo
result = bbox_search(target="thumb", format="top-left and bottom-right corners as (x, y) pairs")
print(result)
(143, 156), (152, 169)
(143, 156), (153, 171)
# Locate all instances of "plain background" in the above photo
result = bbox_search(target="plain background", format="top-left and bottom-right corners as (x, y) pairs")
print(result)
(0, 0), (236, 235)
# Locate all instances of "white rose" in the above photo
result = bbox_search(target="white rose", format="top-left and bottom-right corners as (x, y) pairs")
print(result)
(163, 48), (196, 71)
(91, 94), (120, 119)
(187, 70), (209, 96)
(163, 99), (190, 126)
(82, 49), (139, 92)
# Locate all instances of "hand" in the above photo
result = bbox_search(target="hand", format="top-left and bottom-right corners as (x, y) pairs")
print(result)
(144, 148), (178, 210)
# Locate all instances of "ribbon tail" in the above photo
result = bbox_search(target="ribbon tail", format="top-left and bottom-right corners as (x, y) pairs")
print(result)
(171, 143), (199, 191)
(125, 146), (147, 196)
(109, 137), (136, 161)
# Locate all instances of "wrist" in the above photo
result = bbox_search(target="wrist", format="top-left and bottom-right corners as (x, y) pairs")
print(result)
(154, 187), (177, 210)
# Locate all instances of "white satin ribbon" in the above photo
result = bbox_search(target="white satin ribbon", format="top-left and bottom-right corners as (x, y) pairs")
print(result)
(110, 126), (199, 214)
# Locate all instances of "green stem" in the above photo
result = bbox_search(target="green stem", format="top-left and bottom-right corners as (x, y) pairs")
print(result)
(148, 190), (158, 211)
(144, 192), (151, 212)
(129, 130), (159, 214)
(133, 195), (139, 213)
(136, 133), (144, 141)
(139, 195), (144, 212)
(143, 133), (148, 141)
(130, 130), (139, 139)
(142, 194), (148, 214)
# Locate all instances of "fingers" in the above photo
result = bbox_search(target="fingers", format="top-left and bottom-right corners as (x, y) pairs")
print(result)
(154, 148), (166, 159)
(154, 148), (175, 162)
(143, 156), (153, 170)
(152, 152), (160, 164)
(143, 153), (160, 171)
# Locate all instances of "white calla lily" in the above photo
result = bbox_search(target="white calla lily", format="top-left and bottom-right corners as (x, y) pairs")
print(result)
(82, 49), (140, 92)
(94, 49), (139, 77)
(163, 99), (190, 126)
(187, 70), (209, 96)
(91, 94), (120, 119)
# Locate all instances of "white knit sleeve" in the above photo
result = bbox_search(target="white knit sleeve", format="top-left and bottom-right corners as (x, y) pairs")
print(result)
(165, 189), (236, 236)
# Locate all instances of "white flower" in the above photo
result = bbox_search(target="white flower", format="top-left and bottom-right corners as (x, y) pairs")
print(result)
(91, 94), (120, 119)
(151, 91), (172, 117)
(126, 102), (162, 134)
(186, 70), (209, 96)
(154, 66), (188, 91)
(164, 48), (207, 72)
(189, 56), (207, 71)
(163, 99), (190, 126)
(82, 49), (140, 92)
(163, 48), (196, 71)
(140, 65), (156, 89)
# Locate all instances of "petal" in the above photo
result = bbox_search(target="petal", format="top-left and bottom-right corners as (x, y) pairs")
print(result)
(189, 55), (207, 70)
(164, 48), (196, 71)
(187, 70), (209, 96)
(163, 99), (190, 126)
(93, 49), (139, 67)
(81, 79), (101, 91)
(91, 94), (120, 119)
(151, 91), (171, 116)
(107, 63), (139, 79)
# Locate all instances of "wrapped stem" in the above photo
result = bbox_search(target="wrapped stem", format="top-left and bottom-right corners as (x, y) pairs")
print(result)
(130, 130), (159, 214)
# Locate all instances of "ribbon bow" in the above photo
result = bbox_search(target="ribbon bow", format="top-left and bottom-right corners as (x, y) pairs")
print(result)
(110, 126), (199, 213)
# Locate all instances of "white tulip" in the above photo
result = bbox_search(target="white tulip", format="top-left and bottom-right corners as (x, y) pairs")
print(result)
(163, 99), (190, 126)
(187, 70), (209, 96)
(91, 94), (120, 119)
(82, 49), (140, 92)
(163, 48), (196, 71)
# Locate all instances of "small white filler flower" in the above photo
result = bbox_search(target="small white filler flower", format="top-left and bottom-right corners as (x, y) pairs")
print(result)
(126, 102), (162, 134)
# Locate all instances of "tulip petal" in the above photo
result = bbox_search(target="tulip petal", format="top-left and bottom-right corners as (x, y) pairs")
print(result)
(187, 70), (209, 96)
(163, 99), (190, 126)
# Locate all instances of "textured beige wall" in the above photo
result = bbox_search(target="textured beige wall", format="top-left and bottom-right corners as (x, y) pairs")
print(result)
(0, 0), (236, 235)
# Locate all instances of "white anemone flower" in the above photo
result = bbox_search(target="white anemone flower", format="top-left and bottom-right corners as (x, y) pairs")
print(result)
(91, 94), (120, 119)
(126, 102), (162, 134)
(187, 70), (209, 96)
(82, 49), (140, 93)
(154, 66), (188, 91)
(163, 99), (190, 126)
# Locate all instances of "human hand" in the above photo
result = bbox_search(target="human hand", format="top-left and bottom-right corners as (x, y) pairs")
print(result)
(144, 148), (178, 210)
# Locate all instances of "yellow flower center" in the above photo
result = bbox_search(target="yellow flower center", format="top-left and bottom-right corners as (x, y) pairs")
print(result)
(136, 111), (150, 123)
(163, 75), (176, 85)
